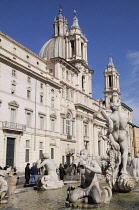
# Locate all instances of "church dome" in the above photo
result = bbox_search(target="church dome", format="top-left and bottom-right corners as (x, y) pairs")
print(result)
(39, 10), (88, 62)
(39, 36), (66, 61)
(39, 9), (68, 61)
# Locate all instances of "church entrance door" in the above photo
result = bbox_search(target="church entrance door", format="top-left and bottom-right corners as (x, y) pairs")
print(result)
(6, 137), (15, 167)
(66, 155), (70, 167)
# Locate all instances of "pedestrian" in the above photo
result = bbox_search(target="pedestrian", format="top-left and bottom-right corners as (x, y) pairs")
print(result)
(31, 162), (38, 184)
(3, 164), (10, 170)
(13, 166), (17, 175)
(64, 162), (68, 170)
(24, 163), (30, 187)
(59, 163), (65, 180)
(77, 166), (80, 175)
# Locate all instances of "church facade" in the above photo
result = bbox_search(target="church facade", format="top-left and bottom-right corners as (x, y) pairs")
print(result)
(0, 10), (134, 171)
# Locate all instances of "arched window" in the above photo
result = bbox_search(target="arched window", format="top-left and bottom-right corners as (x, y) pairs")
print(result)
(66, 113), (71, 135)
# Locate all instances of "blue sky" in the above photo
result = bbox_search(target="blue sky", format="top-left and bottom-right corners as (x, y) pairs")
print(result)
(1, 0), (139, 125)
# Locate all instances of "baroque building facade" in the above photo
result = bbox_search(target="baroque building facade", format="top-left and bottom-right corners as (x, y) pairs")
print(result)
(0, 10), (134, 171)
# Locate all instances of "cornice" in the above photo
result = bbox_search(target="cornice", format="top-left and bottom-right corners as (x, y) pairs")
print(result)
(60, 138), (76, 143)
(0, 31), (47, 63)
(75, 103), (95, 114)
(8, 100), (19, 108)
(121, 102), (133, 112)
(51, 57), (80, 74)
(103, 90), (122, 95)
(69, 59), (91, 69)
(0, 54), (62, 89)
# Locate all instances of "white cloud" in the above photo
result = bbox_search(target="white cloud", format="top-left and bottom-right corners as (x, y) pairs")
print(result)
(123, 51), (139, 126)
(127, 51), (139, 81)
(123, 98), (139, 126)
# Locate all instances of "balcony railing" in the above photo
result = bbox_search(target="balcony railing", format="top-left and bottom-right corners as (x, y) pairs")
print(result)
(67, 135), (72, 140)
(2, 121), (26, 131)
(65, 148), (75, 155)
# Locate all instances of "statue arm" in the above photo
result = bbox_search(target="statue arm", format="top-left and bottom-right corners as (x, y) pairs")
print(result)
(37, 159), (46, 169)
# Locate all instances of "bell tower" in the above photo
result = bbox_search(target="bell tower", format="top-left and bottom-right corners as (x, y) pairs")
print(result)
(103, 56), (121, 108)
(66, 11), (88, 63)
(53, 8), (68, 37)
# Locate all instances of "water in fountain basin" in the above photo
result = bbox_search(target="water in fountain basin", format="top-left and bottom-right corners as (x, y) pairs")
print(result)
(1, 183), (139, 210)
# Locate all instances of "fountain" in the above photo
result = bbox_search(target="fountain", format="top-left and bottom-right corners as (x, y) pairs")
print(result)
(0, 103), (138, 209)
(101, 103), (136, 192)
(65, 103), (136, 208)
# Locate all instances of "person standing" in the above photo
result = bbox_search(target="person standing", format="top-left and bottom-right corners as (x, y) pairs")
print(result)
(3, 164), (10, 170)
(64, 162), (68, 170)
(59, 163), (65, 180)
(24, 163), (30, 187)
(31, 162), (38, 184)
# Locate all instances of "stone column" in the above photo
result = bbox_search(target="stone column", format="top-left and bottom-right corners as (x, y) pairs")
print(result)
(116, 75), (117, 88)
(106, 76), (109, 89)
(103, 127), (107, 156)
(88, 119), (93, 156)
(83, 44), (85, 60)
(68, 41), (71, 58)
(114, 75), (116, 88)
(65, 39), (68, 59)
(93, 123), (98, 156)
(117, 75), (120, 90)
(76, 38), (78, 57)
(76, 114), (83, 156)
(78, 38), (81, 57)
(84, 43), (87, 61)
(88, 74), (92, 95)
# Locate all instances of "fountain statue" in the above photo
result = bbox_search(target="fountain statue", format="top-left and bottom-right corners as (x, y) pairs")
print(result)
(66, 149), (112, 207)
(131, 153), (139, 182)
(35, 153), (64, 190)
(102, 103), (136, 192)
(0, 168), (18, 204)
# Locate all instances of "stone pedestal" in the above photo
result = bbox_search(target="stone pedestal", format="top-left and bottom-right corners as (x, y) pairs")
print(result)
(35, 175), (64, 190)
